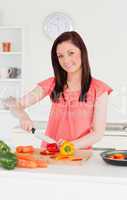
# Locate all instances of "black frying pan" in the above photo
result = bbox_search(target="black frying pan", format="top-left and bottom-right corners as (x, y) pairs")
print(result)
(100, 150), (127, 166)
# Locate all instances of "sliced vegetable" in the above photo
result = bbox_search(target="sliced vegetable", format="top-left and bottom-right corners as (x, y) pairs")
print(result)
(107, 153), (126, 160)
(54, 154), (70, 160)
(113, 153), (125, 159)
(69, 157), (83, 161)
(40, 149), (57, 155)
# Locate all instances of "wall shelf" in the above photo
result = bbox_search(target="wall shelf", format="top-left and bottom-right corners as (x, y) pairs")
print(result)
(0, 26), (23, 112)
(0, 79), (22, 82)
(0, 52), (22, 55)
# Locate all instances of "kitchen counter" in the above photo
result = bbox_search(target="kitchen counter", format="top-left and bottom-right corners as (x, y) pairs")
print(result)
(0, 150), (127, 183)
(1, 126), (127, 200)
(1, 150), (127, 200)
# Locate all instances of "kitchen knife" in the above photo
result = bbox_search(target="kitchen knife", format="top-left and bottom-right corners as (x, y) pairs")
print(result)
(31, 128), (57, 144)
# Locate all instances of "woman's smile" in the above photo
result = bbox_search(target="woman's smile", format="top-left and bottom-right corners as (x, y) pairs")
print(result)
(65, 64), (74, 69)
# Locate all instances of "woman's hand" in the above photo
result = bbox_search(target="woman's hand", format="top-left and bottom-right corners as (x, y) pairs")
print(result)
(19, 116), (34, 132)
(57, 138), (64, 146)
(2, 96), (18, 109)
(3, 96), (34, 132)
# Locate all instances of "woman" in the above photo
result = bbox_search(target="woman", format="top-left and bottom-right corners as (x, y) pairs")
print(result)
(3, 31), (113, 149)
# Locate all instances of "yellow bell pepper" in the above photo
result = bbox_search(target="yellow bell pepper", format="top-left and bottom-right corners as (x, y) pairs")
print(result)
(60, 141), (75, 156)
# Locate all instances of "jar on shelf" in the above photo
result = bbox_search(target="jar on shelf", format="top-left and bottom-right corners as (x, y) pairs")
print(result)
(2, 42), (12, 52)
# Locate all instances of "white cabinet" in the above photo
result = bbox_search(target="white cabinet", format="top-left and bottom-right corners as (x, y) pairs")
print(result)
(0, 26), (23, 112)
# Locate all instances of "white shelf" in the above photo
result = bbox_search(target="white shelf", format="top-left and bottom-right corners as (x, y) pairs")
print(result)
(0, 26), (23, 29)
(0, 52), (22, 55)
(0, 109), (10, 113)
(0, 78), (22, 82)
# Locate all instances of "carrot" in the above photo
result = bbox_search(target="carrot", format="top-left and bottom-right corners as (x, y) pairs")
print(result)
(16, 146), (35, 154)
(17, 159), (38, 168)
(16, 146), (24, 153)
(17, 159), (48, 168)
(16, 154), (48, 168)
(35, 160), (48, 168)
(16, 154), (35, 161)
(22, 146), (35, 153)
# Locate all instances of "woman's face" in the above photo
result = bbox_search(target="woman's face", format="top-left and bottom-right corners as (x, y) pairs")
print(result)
(56, 41), (82, 74)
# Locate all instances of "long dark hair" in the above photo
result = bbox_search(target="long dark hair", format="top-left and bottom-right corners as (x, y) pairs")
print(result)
(50, 31), (92, 102)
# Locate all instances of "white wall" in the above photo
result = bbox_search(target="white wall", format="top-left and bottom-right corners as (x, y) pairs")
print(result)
(0, 0), (127, 122)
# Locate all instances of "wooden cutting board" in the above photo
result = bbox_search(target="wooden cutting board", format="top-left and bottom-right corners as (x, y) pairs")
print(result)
(34, 148), (92, 165)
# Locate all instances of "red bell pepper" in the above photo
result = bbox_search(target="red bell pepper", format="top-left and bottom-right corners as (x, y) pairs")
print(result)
(47, 143), (59, 153)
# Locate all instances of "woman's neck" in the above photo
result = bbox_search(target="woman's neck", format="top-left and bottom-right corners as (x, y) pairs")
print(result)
(66, 68), (82, 91)
(67, 68), (82, 84)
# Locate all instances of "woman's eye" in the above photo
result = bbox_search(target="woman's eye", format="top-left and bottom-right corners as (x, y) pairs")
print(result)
(58, 55), (63, 59)
(69, 52), (74, 55)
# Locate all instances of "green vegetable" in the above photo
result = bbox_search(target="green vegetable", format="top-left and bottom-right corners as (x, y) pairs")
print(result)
(0, 152), (17, 170)
(0, 140), (11, 153)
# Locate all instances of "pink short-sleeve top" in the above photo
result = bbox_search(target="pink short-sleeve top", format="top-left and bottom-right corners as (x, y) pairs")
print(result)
(38, 77), (113, 148)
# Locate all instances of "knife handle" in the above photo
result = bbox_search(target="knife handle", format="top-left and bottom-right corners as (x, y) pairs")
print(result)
(31, 127), (36, 134)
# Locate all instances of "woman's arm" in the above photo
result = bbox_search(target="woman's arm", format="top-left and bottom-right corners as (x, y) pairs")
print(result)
(3, 86), (46, 131)
(17, 85), (46, 109)
(72, 92), (108, 149)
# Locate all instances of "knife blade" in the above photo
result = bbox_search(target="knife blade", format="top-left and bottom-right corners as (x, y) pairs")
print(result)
(31, 128), (57, 144)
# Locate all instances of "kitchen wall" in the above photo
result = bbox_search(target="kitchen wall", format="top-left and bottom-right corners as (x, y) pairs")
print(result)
(0, 0), (127, 122)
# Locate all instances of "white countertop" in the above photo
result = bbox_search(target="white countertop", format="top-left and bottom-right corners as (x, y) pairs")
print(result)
(1, 150), (127, 185)
(1, 125), (127, 198)
(1, 127), (127, 186)
(1, 150), (127, 200)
